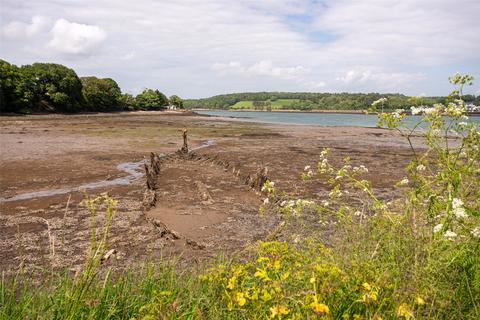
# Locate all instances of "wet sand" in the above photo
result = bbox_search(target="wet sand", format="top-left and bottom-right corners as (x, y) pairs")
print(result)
(0, 111), (420, 272)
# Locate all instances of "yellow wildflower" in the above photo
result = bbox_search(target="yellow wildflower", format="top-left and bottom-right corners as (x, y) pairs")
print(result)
(269, 305), (290, 318)
(226, 276), (237, 290)
(257, 257), (269, 263)
(311, 302), (329, 315)
(273, 260), (281, 270)
(254, 268), (270, 281)
(262, 289), (272, 302)
(397, 303), (414, 319)
(362, 291), (378, 303)
(416, 296), (425, 305)
(362, 282), (372, 291)
(281, 271), (290, 280)
(236, 292), (246, 306)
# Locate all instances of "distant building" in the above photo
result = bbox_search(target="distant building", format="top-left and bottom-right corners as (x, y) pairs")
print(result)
(466, 103), (479, 113)
(167, 104), (177, 110)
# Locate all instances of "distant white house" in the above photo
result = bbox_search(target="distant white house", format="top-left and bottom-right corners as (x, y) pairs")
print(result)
(167, 104), (177, 110)
(466, 103), (479, 113)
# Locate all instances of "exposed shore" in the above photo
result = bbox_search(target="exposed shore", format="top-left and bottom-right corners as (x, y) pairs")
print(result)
(0, 111), (421, 272)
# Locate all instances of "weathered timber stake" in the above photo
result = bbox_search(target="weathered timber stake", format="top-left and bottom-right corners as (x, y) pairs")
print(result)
(179, 128), (188, 153)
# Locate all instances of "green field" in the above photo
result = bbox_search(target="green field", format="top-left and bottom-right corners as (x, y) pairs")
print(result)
(230, 99), (301, 110)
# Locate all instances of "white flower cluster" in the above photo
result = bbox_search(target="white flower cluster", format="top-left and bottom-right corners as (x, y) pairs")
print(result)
(443, 230), (458, 240)
(433, 223), (457, 240)
(280, 199), (315, 216)
(329, 188), (343, 198)
(471, 227), (480, 238)
(433, 223), (443, 233)
(320, 149), (329, 158)
(318, 158), (332, 174)
(371, 97), (387, 107)
(399, 178), (409, 186)
(446, 101), (465, 117)
(303, 165), (314, 178)
(452, 198), (467, 219)
(352, 165), (368, 174)
(392, 109), (405, 119)
(410, 105), (441, 116)
(416, 164), (426, 172)
(261, 180), (275, 194)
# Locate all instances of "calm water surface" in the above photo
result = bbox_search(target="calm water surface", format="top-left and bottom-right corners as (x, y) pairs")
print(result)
(195, 110), (480, 127)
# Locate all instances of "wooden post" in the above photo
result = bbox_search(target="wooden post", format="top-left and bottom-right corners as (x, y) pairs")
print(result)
(180, 128), (188, 153)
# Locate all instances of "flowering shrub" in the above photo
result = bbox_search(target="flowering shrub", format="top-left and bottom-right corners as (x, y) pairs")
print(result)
(200, 241), (400, 319)
(212, 74), (479, 318)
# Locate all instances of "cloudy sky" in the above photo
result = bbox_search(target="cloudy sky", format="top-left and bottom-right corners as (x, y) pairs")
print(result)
(1, 0), (479, 98)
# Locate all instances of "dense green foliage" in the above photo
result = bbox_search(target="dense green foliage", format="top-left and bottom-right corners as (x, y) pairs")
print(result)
(185, 92), (480, 111)
(135, 89), (169, 110)
(0, 60), (32, 113)
(81, 77), (122, 111)
(19, 63), (85, 113)
(169, 95), (184, 108)
(0, 59), (179, 114)
(119, 93), (137, 111)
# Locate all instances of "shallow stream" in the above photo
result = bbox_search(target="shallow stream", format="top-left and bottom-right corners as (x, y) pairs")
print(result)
(0, 140), (216, 203)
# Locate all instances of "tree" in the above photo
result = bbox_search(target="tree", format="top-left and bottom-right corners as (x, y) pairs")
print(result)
(20, 63), (84, 112)
(81, 77), (122, 111)
(135, 89), (168, 110)
(169, 95), (184, 108)
(119, 93), (137, 111)
(0, 59), (33, 113)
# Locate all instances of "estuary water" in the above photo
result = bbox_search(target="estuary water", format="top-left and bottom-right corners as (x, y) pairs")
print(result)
(195, 110), (480, 127)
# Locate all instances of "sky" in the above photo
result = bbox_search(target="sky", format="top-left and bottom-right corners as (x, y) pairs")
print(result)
(1, 0), (479, 98)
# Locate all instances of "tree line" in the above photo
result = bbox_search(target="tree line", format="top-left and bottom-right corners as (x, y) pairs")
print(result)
(184, 92), (480, 111)
(0, 59), (184, 114)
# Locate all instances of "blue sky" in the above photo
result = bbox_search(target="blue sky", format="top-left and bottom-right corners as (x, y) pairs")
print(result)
(1, 0), (479, 98)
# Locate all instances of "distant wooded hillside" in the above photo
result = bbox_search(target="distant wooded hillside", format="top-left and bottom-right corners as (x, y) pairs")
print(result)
(184, 92), (480, 111)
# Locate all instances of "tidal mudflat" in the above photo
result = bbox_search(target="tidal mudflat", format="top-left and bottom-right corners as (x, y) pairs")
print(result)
(0, 111), (419, 272)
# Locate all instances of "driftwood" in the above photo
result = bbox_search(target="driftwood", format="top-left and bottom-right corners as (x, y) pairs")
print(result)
(246, 166), (269, 191)
(142, 189), (157, 210)
(179, 128), (188, 153)
(149, 218), (181, 239)
(185, 238), (206, 250)
(143, 152), (162, 209)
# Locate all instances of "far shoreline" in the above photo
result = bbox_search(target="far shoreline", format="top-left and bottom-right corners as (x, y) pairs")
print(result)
(193, 108), (366, 114)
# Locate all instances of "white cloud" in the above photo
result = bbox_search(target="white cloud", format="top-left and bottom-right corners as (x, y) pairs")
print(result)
(313, 0), (480, 65)
(213, 60), (309, 80)
(1, 15), (51, 39)
(48, 19), (107, 55)
(0, 0), (478, 97)
(336, 69), (425, 91)
(213, 60), (321, 90)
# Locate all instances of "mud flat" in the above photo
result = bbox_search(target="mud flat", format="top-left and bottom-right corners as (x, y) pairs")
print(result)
(0, 111), (422, 272)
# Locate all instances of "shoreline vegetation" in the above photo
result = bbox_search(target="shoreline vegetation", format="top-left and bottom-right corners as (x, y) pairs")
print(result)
(3, 59), (480, 116)
(0, 59), (185, 114)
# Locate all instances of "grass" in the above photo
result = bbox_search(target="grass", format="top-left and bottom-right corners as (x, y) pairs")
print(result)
(231, 99), (301, 110)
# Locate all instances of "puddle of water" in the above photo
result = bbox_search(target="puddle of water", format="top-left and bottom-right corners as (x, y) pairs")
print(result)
(0, 140), (216, 203)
